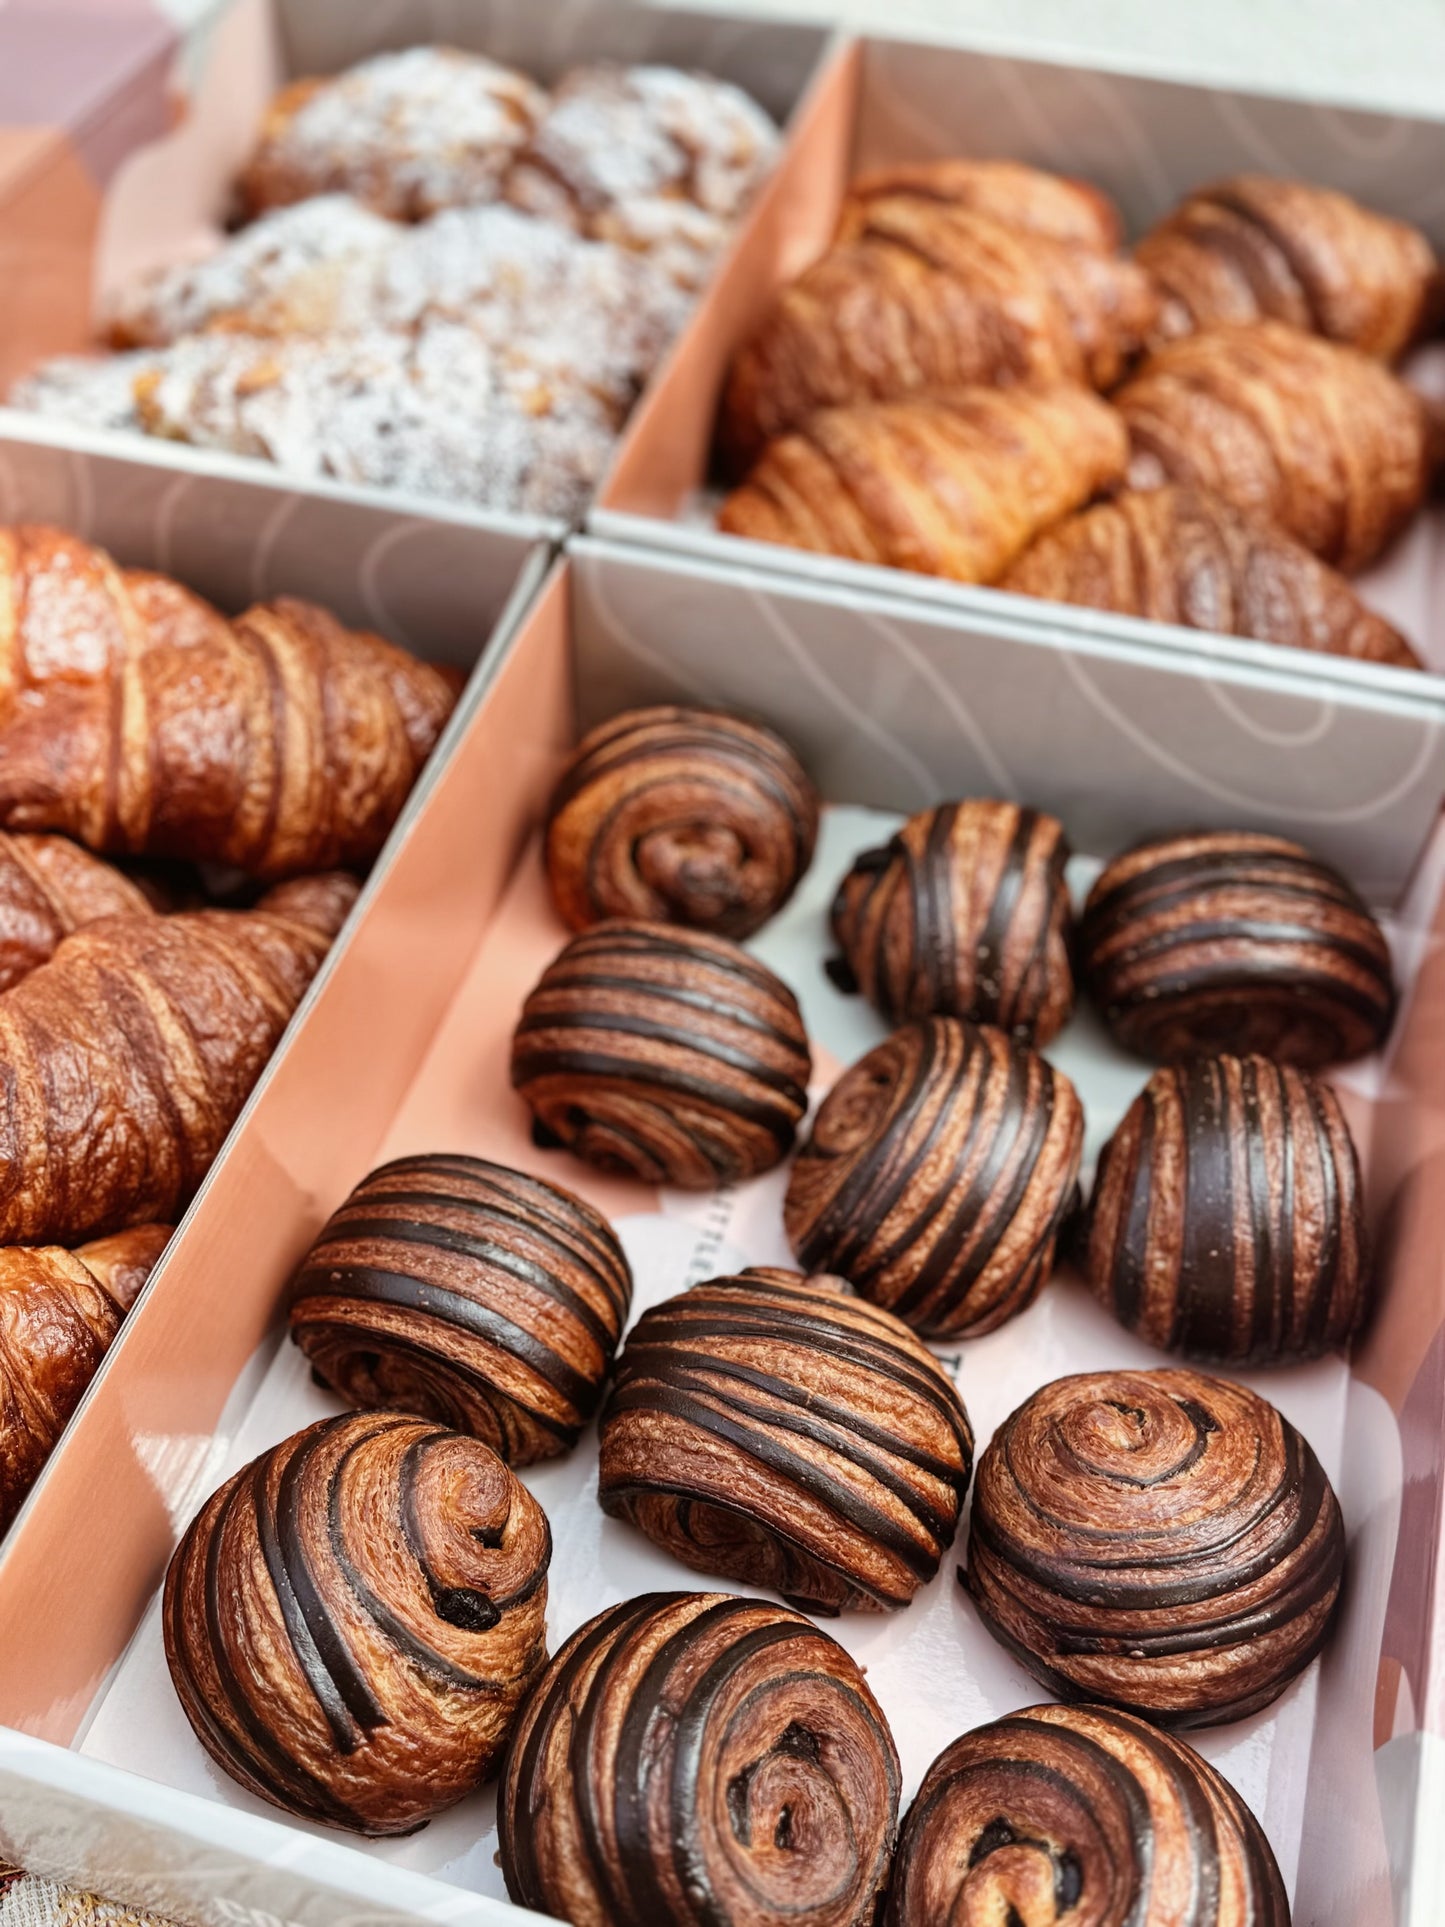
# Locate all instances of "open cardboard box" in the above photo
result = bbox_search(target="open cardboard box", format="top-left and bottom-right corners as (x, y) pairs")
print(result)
(591, 31), (1445, 798)
(0, 541), (1442, 1925)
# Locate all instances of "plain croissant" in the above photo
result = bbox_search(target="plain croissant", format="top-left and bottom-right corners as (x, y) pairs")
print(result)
(0, 875), (356, 1246)
(720, 199), (1156, 468)
(0, 832), (155, 992)
(1116, 321), (1434, 573)
(0, 526), (457, 879)
(0, 1224), (171, 1532)
(1137, 174), (1440, 360)
(719, 383), (1129, 582)
(836, 157), (1122, 252)
(1002, 486), (1422, 669)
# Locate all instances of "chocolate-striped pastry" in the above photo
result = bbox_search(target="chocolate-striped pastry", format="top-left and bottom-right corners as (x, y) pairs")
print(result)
(1080, 830), (1394, 1067)
(288, 1154), (633, 1464)
(964, 1368), (1344, 1727)
(499, 1591), (900, 1927)
(1081, 1055), (1370, 1365)
(598, 1267), (974, 1613)
(546, 705), (819, 939)
(783, 1016), (1083, 1338)
(511, 920), (811, 1188)
(829, 801), (1075, 1045)
(163, 1412), (550, 1835)
(885, 1701), (1289, 1926)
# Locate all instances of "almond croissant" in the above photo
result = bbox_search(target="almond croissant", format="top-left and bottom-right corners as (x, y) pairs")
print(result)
(1137, 175), (1440, 360)
(719, 383), (1129, 582)
(0, 875), (356, 1246)
(1116, 322), (1433, 573)
(837, 157), (1122, 252)
(0, 526), (457, 879)
(720, 200), (1156, 468)
(1002, 486), (1421, 669)
(0, 1224), (171, 1532)
(0, 833), (155, 993)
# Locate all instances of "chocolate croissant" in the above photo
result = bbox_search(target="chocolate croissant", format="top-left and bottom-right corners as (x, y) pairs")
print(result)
(784, 1016), (1083, 1339)
(499, 1591), (900, 1927)
(0, 832), (155, 992)
(0, 526), (456, 878)
(1080, 1055), (1370, 1365)
(289, 1153), (632, 1464)
(964, 1367), (1345, 1726)
(719, 384), (1129, 582)
(598, 1267), (974, 1613)
(838, 158), (1122, 253)
(545, 705), (819, 938)
(1116, 322), (1432, 573)
(885, 1702), (1289, 1926)
(1137, 173), (1439, 360)
(0, 1224), (170, 1533)
(1001, 485), (1422, 669)
(164, 1411), (550, 1835)
(512, 921), (811, 1189)
(1079, 829), (1395, 1067)
(721, 205), (1154, 466)
(0, 876), (355, 1246)
(828, 801), (1075, 1044)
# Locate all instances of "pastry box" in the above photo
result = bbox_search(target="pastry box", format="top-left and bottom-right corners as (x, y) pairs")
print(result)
(0, 0), (834, 536)
(0, 536), (1439, 1926)
(590, 31), (1445, 772)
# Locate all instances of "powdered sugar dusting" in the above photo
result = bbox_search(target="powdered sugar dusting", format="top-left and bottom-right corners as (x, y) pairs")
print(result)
(8, 353), (155, 431)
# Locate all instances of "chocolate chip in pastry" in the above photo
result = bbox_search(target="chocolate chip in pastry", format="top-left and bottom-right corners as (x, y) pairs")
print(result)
(1081, 1054), (1370, 1366)
(499, 1591), (900, 1927)
(964, 1367), (1345, 1726)
(885, 1701), (1289, 1926)
(1080, 829), (1395, 1068)
(163, 1411), (551, 1835)
(289, 1153), (633, 1465)
(598, 1267), (973, 1613)
(545, 705), (819, 939)
(512, 920), (811, 1189)
(784, 1016), (1083, 1338)
(828, 800), (1074, 1044)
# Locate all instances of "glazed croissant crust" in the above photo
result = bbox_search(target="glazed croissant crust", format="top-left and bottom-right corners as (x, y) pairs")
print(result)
(0, 525), (456, 878)
(837, 158), (1122, 253)
(0, 832), (156, 992)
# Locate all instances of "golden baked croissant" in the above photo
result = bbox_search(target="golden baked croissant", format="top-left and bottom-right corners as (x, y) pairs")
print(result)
(721, 199), (1155, 467)
(1002, 485), (1422, 668)
(718, 383), (1129, 582)
(0, 833), (155, 992)
(0, 526), (456, 878)
(837, 157), (1122, 252)
(1116, 322), (1434, 573)
(0, 1224), (170, 1532)
(1137, 174), (1440, 360)
(0, 876), (355, 1246)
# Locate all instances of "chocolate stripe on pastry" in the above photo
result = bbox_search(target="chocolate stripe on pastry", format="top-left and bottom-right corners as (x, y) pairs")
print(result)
(545, 705), (819, 939)
(289, 1154), (633, 1465)
(784, 1016), (1083, 1339)
(963, 1367), (1344, 1728)
(885, 1700), (1290, 1926)
(162, 1411), (551, 1835)
(512, 920), (812, 1188)
(498, 1590), (900, 1927)
(1081, 1055), (1370, 1366)
(829, 801), (1076, 1045)
(598, 1267), (974, 1613)
(1080, 829), (1394, 1068)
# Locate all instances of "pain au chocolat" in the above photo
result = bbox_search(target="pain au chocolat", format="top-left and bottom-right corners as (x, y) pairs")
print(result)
(1080, 830), (1395, 1068)
(964, 1367), (1345, 1727)
(289, 1154), (633, 1465)
(828, 800), (1075, 1044)
(511, 920), (811, 1188)
(545, 705), (819, 939)
(784, 1016), (1083, 1338)
(885, 1701), (1289, 1927)
(499, 1591), (900, 1927)
(163, 1411), (551, 1835)
(597, 1267), (974, 1613)
(1081, 1055), (1370, 1366)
